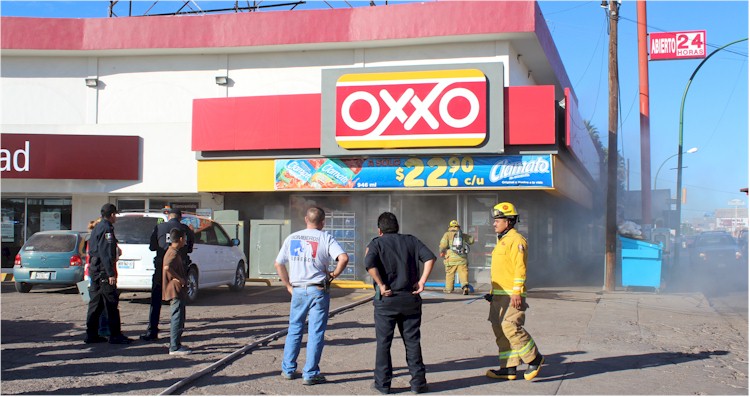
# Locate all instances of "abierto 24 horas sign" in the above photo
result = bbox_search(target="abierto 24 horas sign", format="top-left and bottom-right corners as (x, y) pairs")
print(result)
(649, 30), (706, 61)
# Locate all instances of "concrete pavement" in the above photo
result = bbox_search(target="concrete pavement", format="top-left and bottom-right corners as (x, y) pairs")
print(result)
(1, 282), (747, 395)
(187, 284), (748, 395)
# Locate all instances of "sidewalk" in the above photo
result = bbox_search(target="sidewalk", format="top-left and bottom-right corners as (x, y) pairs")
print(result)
(195, 285), (749, 395)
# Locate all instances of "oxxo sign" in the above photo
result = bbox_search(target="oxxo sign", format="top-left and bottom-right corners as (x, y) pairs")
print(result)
(334, 69), (488, 149)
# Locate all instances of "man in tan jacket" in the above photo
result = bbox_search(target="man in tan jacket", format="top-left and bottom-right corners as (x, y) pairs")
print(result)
(162, 228), (190, 355)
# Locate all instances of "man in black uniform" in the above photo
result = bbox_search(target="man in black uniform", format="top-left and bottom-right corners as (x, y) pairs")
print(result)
(140, 208), (195, 341)
(364, 212), (436, 394)
(85, 203), (132, 345)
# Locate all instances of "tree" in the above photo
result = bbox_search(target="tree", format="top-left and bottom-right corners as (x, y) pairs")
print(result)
(585, 119), (626, 192)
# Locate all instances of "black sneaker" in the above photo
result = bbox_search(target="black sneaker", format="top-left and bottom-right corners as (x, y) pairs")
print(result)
(303, 374), (326, 386)
(108, 335), (134, 345)
(524, 355), (544, 381)
(371, 382), (390, 395)
(411, 385), (429, 394)
(84, 335), (107, 344)
(485, 366), (517, 380)
(139, 333), (158, 341)
(281, 371), (299, 380)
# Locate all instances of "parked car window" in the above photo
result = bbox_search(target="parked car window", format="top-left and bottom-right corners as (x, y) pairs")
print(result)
(196, 226), (218, 245)
(696, 234), (735, 247)
(23, 233), (76, 252)
(214, 224), (231, 246)
(116, 217), (160, 244)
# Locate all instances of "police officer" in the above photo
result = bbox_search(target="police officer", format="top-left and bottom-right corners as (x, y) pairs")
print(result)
(438, 220), (475, 295)
(84, 203), (132, 345)
(140, 208), (195, 341)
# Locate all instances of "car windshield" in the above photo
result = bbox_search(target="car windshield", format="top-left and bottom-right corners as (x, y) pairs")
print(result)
(697, 235), (735, 246)
(24, 234), (76, 252)
(116, 217), (160, 244)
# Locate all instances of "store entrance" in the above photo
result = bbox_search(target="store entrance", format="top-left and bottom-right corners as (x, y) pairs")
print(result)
(395, 194), (457, 285)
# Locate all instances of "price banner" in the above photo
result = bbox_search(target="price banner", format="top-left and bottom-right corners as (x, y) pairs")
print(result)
(275, 155), (553, 190)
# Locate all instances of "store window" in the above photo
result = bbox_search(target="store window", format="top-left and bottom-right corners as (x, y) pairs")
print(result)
(116, 199), (199, 213)
(1, 197), (72, 269)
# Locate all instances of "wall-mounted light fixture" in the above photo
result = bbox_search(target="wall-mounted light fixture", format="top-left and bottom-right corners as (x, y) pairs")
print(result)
(85, 78), (99, 87)
(215, 76), (229, 86)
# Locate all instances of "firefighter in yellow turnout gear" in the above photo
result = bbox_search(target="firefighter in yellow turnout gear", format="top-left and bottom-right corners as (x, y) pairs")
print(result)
(439, 220), (475, 295)
(485, 202), (544, 381)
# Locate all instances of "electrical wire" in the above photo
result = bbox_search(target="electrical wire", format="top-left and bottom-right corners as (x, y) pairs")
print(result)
(543, 1), (591, 16)
(574, 14), (607, 88)
(692, 59), (747, 153)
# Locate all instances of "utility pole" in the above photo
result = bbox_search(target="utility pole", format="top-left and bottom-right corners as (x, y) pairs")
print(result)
(637, 0), (652, 227)
(604, 0), (620, 292)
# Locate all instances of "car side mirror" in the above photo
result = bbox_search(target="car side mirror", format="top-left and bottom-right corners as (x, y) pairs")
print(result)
(231, 238), (240, 247)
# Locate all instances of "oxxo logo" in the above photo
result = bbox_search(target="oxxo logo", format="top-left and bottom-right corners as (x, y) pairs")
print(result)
(334, 69), (488, 149)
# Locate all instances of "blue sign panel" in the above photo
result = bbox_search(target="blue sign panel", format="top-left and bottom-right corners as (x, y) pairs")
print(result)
(275, 155), (553, 190)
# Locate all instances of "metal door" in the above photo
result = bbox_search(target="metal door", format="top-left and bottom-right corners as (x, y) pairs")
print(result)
(249, 219), (290, 278)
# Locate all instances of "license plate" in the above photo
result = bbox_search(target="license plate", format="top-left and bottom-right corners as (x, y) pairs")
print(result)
(33, 271), (52, 280)
(117, 260), (135, 270)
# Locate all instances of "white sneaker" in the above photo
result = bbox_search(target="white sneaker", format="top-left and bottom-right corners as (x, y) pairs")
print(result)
(169, 346), (192, 355)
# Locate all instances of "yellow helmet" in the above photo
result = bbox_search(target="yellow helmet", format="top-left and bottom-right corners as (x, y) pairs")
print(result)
(449, 220), (459, 228)
(492, 202), (518, 219)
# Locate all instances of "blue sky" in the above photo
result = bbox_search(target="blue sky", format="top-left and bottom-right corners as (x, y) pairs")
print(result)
(1, 0), (748, 221)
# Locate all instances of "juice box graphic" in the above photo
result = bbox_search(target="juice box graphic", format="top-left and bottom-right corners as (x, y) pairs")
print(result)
(310, 159), (356, 188)
(277, 160), (315, 185)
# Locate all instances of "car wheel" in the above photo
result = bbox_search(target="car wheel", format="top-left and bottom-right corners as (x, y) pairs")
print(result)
(186, 267), (199, 304)
(15, 282), (32, 293)
(229, 261), (246, 292)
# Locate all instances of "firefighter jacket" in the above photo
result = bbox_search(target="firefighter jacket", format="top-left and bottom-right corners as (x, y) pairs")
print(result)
(439, 227), (475, 267)
(490, 228), (527, 297)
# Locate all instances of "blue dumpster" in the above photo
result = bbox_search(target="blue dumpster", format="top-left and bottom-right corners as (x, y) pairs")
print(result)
(619, 235), (663, 290)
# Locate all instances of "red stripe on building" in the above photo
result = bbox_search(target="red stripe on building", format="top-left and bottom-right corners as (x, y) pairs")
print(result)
(2, 2), (536, 51)
(192, 95), (320, 151)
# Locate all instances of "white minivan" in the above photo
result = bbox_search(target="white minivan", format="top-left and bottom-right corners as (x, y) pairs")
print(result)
(114, 212), (247, 303)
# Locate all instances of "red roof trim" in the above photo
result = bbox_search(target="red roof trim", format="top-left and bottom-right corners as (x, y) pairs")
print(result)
(2, 2), (536, 51)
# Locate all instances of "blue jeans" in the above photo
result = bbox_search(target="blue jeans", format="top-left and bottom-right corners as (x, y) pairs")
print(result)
(282, 286), (330, 379)
(169, 297), (186, 351)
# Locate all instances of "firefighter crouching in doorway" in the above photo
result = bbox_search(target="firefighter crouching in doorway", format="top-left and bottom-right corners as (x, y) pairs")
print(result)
(439, 220), (474, 295)
(485, 202), (544, 381)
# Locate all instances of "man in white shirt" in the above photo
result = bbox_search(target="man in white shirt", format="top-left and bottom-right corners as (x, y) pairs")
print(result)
(274, 206), (349, 386)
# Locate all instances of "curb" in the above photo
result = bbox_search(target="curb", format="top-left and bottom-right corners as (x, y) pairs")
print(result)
(332, 280), (373, 289)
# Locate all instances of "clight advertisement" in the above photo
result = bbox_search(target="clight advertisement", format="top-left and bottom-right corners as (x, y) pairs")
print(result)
(275, 155), (553, 190)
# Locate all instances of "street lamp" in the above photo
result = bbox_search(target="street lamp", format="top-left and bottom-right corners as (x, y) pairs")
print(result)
(674, 37), (747, 271)
(653, 147), (698, 190)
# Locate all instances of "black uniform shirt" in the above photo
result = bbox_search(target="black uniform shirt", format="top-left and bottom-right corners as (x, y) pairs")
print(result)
(364, 233), (436, 292)
(88, 217), (118, 279)
(149, 218), (195, 272)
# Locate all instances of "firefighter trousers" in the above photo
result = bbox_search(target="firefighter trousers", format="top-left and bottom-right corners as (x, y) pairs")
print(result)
(444, 264), (468, 292)
(487, 295), (539, 368)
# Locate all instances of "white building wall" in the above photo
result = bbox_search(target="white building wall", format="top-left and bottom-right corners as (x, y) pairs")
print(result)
(1, 57), (90, 125)
(97, 54), (227, 124)
(2, 39), (521, 198)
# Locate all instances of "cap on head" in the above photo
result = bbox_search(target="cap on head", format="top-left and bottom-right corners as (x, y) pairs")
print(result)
(492, 202), (518, 219)
(101, 203), (119, 217)
(167, 208), (182, 218)
(449, 220), (459, 228)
